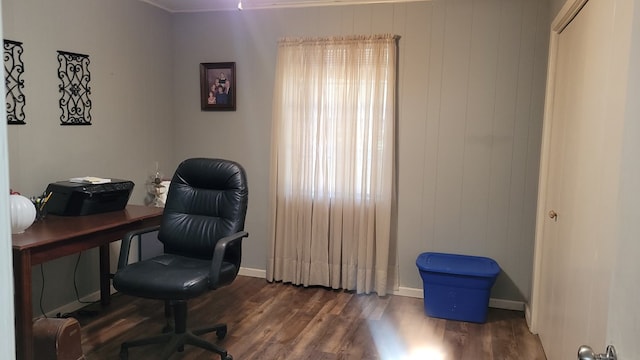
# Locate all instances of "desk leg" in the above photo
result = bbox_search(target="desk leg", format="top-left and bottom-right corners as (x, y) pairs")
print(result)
(13, 250), (33, 360)
(99, 244), (111, 306)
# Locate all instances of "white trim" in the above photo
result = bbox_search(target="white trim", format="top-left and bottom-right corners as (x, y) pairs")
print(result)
(552, 0), (588, 33)
(140, 0), (431, 13)
(247, 271), (525, 311)
(530, 0), (588, 335)
(41, 268), (268, 318)
(238, 267), (267, 278)
(40, 291), (103, 319)
(395, 286), (525, 311)
(41, 269), (525, 319)
(525, 303), (535, 333)
(529, 31), (557, 335)
(489, 298), (525, 312)
(393, 286), (423, 298)
(0, 3), (15, 353)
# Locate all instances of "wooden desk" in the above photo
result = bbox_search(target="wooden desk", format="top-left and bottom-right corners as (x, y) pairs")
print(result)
(12, 205), (163, 360)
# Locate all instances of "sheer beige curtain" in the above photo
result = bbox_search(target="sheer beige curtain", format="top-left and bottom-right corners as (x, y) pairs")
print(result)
(267, 35), (398, 295)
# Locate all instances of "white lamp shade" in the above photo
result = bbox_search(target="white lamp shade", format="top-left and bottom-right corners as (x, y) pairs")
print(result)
(10, 194), (36, 234)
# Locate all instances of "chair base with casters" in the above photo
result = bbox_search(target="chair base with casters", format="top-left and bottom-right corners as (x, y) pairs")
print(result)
(114, 240), (244, 360)
(119, 300), (232, 360)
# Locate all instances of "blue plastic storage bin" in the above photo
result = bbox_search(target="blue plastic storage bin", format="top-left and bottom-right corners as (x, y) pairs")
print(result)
(416, 252), (500, 323)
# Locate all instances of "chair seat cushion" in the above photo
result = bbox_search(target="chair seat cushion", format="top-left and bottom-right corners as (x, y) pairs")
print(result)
(113, 254), (236, 300)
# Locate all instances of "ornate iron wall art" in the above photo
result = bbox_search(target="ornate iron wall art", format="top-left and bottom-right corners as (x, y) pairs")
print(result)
(4, 39), (26, 125)
(57, 50), (91, 125)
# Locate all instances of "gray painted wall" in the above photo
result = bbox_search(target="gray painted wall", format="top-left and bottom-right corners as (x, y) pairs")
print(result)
(3, 0), (550, 316)
(2, 0), (174, 314)
(171, 0), (550, 303)
(550, 0), (567, 20)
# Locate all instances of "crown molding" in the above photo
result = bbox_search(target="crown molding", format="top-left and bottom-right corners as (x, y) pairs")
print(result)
(139, 0), (429, 13)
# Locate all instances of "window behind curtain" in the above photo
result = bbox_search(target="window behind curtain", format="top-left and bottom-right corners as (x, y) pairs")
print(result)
(268, 35), (398, 296)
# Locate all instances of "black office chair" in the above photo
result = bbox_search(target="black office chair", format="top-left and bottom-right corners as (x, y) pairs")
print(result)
(113, 158), (248, 360)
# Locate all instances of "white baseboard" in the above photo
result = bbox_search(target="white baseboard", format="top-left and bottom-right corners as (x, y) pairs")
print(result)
(524, 303), (537, 333)
(489, 298), (525, 311)
(238, 267), (266, 278)
(394, 286), (423, 298)
(393, 286), (525, 311)
(40, 291), (104, 319)
(39, 271), (266, 319)
(39, 268), (524, 319)
(234, 270), (527, 311)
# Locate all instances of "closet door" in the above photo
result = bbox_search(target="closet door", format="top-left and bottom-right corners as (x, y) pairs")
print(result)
(534, 0), (618, 359)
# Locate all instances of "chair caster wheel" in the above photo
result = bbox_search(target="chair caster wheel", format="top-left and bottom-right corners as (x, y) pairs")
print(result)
(216, 325), (228, 339)
(222, 354), (233, 360)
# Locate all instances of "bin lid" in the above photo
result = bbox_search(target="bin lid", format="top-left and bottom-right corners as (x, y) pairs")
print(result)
(416, 252), (500, 277)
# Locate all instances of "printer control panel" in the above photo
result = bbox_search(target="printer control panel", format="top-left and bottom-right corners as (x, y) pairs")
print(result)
(79, 181), (134, 194)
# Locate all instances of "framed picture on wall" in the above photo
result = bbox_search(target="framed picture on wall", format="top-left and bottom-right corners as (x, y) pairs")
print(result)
(200, 62), (236, 111)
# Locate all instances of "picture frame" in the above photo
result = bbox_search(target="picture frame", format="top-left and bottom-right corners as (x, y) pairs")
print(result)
(200, 62), (236, 111)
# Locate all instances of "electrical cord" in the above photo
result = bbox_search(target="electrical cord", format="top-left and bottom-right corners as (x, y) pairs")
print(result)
(38, 252), (100, 319)
(39, 264), (47, 318)
(73, 252), (99, 305)
(68, 252), (100, 317)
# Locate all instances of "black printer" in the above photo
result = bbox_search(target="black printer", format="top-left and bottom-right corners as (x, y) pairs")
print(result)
(45, 180), (134, 216)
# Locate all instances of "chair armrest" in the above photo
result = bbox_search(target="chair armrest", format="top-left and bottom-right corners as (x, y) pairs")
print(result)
(209, 231), (249, 289)
(117, 225), (161, 270)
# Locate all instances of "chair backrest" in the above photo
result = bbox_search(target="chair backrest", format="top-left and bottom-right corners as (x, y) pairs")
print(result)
(158, 158), (248, 263)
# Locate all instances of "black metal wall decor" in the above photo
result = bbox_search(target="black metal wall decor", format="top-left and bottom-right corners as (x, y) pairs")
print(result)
(4, 39), (26, 125)
(57, 50), (91, 125)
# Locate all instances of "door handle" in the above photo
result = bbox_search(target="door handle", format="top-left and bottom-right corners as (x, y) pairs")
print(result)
(548, 210), (558, 221)
(577, 345), (617, 360)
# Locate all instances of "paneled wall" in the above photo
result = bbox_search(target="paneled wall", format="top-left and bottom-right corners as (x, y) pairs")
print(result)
(171, 0), (550, 302)
(0, 0), (550, 315)
(550, 0), (567, 20)
(2, 0), (174, 314)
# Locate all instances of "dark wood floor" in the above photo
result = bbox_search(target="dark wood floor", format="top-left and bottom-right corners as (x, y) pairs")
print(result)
(74, 276), (546, 359)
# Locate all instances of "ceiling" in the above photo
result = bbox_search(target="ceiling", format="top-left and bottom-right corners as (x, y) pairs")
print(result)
(138, 0), (423, 13)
